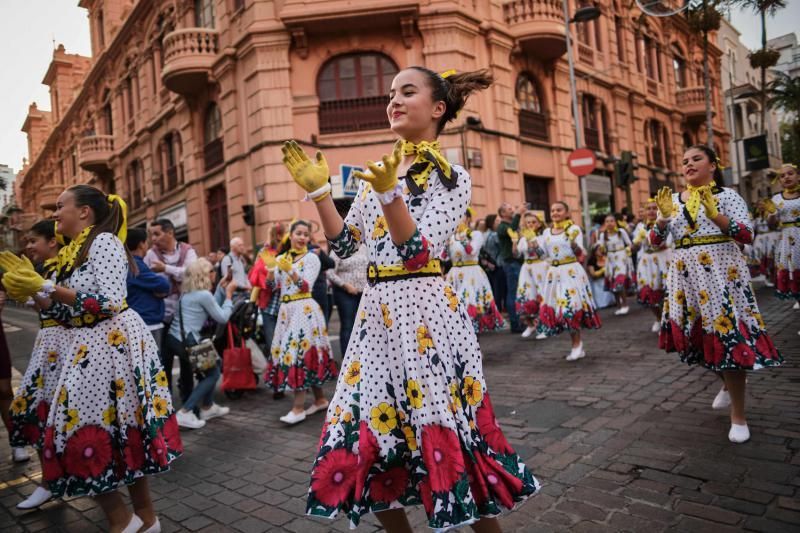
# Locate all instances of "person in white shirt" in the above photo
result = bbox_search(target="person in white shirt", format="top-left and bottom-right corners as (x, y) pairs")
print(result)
(219, 237), (252, 303)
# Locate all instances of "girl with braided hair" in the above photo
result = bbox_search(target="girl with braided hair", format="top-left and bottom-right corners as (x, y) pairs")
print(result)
(282, 66), (538, 531)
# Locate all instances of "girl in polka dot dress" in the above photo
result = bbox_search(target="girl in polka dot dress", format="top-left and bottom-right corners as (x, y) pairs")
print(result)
(598, 213), (634, 316)
(265, 220), (338, 425)
(282, 67), (538, 531)
(751, 207), (779, 283)
(443, 209), (504, 334)
(6, 220), (66, 510)
(631, 199), (672, 334)
(535, 202), (602, 360)
(764, 163), (800, 301)
(1, 185), (181, 533)
(514, 211), (548, 338)
(652, 146), (783, 444)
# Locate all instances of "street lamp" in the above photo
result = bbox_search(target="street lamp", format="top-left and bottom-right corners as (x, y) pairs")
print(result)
(563, 0), (601, 239)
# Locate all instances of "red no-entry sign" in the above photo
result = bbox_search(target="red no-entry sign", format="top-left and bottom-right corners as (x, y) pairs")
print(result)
(567, 148), (597, 177)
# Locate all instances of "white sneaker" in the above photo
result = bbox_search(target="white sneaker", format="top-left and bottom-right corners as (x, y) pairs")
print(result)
(121, 514), (144, 533)
(304, 401), (329, 416)
(16, 486), (52, 509)
(199, 403), (230, 421)
(521, 326), (536, 338)
(728, 423), (750, 443)
(765, 280), (774, 287)
(279, 410), (306, 425)
(712, 387), (731, 410)
(142, 517), (162, 533)
(176, 410), (206, 429)
(614, 306), (630, 316)
(535, 332), (548, 340)
(793, 301), (799, 310)
(651, 321), (661, 333)
(565, 343), (586, 361)
(12, 447), (30, 463)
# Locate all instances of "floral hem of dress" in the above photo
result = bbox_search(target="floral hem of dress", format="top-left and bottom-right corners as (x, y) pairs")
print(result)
(467, 304), (505, 334)
(515, 299), (541, 320)
(774, 268), (800, 299)
(636, 287), (665, 308)
(536, 305), (602, 337)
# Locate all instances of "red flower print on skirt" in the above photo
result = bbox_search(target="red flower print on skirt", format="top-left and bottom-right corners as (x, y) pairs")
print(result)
(37, 401), (50, 424)
(756, 334), (778, 359)
(476, 393), (513, 454)
(421, 424), (465, 493)
(63, 425), (113, 479)
(124, 426), (147, 471)
(465, 453), (489, 507)
(42, 426), (63, 481)
(21, 423), (41, 448)
(303, 347), (319, 373)
(311, 448), (359, 507)
(731, 342), (756, 368)
(269, 366), (285, 388)
(161, 415), (183, 454)
(466, 305), (478, 319)
(369, 466), (410, 504)
(355, 421), (379, 499)
(82, 297), (101, 314)
(418, 477), (434, 515)
(702, 333), (724, 367)
(539, 305), (556, 328)
(288, 366), (306, 389)
(149, 433), (169, 467)
(474, 451), (524, 509)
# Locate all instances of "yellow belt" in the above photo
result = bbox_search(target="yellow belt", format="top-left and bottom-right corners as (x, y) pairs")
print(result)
(674, 234), (732, 249)
(453, 261), (479, 267)
(780, 220), (800, 228)
(525, 258), (543, 264)
(282, 292), (312, 303)
(551, 257), (578, 267)
(367, 259), (442, 286)
(40, 318), (60, 328)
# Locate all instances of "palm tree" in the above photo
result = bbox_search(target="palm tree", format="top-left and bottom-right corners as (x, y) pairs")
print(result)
(687, 0), (723, 148)
(767, 71), (800, 160)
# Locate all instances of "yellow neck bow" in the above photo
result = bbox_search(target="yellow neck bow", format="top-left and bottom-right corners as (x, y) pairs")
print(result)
(552, 220), (573, 231)
(54, 225), (94, 281)
(400, 140), (458, 195)
(685, 184), (714, 231)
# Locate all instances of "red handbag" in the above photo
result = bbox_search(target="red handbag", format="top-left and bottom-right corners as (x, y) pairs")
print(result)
(222, 324), (256, 391)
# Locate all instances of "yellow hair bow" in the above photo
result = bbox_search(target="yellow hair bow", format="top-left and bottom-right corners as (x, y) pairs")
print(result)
(106, 194), (128, 243)
(440, 69), (456, 79)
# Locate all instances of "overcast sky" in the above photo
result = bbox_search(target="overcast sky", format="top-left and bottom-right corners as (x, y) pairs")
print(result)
(0, 1), (798, 175)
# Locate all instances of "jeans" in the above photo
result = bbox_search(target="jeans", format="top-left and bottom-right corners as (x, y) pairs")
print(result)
(504, 261), (522, 332)
(333, 287), (362, 356)
(182, 364), (220, 411)
(261, 312), (278, 350)
(162, 332), (195, 403)
(487, 266), (506, 313)
(149, 327), (164, 352)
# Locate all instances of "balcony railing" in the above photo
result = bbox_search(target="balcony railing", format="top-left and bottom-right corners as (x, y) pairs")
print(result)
(78, 135), (115, 173)
(676, 86), (712, 119)
(319, 96), (389, 135)
(502, 0), (566, 59)
(518, 110), (549, 141)
(162, 28), (220, 94)
(204, 138), (224, 171)
(584, 127), (601, 151)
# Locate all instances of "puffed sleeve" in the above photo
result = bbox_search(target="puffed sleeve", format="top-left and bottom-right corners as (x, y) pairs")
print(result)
(396, 168), (471, 271)
(45, 233), (129, 326)
(722, 189), (754, 244)
(299, 252), (321, 290)
(517, 237), (529, 255)
(328, 180), (366, 259)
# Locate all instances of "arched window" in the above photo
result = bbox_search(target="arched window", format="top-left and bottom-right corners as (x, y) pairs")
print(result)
(580, 94), (611, 153)
(682, 131), (693, 150)
(317, 53), (398, 134)
(646, 120), (671, 168)
(195, 0), (215, 28)
(204, 103), (224, 170)
(516, 74), (548, 140)
(127, 159), (143, 209)
(672, 44), (687, 89)
(161, 131), (183, 190)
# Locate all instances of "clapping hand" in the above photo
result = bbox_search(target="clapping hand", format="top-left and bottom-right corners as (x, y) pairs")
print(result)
(277, 254), (293, 273)
(699, 188), (720, 219)
(3, 268), (46, 302)
(761, 198), (777, 215)
(655, 187), (674, 219)
(507, 228), (519, 242)
(260, 249), (277, 269)
(353, 140), (403, 194)
(282, 140), (330, 193)
(0, 251), (33, 274)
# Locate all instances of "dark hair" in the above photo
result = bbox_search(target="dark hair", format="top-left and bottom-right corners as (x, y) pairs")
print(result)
(278, 220), (311, 254)
(552, 200), (570, 212)
(686, 144), (725, 188)
(126, 228), (148, 251)
(67, 185), (135, 273)
(485, 213), (497, 229)
(151, 218), (175, 233)
(29, 219), (56, 241)
(409, 67), (494, 134)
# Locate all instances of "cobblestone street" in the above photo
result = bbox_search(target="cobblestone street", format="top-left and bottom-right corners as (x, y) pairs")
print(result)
(1, 285), (798, 532)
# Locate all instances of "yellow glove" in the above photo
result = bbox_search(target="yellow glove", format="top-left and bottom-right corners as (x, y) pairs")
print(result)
(632, 229), (645, 246)
(2, 267), (46, 302)
(277, 254), (293, 273)
(353, 140), (403, 194)
(699, 188), (719, 219)
(260, 250), (277, 269)
(568, 227), (580, 243)
(507, 228), (519, 241)
(0, 251), (33, 274)
(655, 187), (674, 218)
(250, 287), (261, 303)
(761, 198), (777, 215)
(281, 140), (330, 194)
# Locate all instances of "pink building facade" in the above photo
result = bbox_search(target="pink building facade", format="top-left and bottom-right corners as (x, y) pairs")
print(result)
(16, 0), (729, 253)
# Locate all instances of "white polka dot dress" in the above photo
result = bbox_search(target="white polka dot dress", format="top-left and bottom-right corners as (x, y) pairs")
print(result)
(752, 216), (779, 278)
(515, 236), (549, 319)
(632, 222), (671, 308)
(444, 230), (504, 333)
(40, 232), (182, 497)
(771, 192), (800, 298)
(308, 166), (539, 530)
(536, 226), (602, 336)
(266, 251), (337, 391)
(655, 188), (783, 370)
(599, 229), (635, 293)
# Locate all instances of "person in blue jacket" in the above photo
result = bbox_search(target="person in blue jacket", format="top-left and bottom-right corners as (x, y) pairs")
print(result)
(127, 228), (170, 347)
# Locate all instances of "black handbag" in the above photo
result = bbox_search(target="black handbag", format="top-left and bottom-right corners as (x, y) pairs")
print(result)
(178, 299), (220, 374)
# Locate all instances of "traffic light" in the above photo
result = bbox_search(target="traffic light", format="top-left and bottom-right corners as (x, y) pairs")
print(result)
(614, 150), (636, 189)
(242, 204), (255, 226)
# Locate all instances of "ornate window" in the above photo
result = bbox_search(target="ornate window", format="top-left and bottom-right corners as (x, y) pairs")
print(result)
(646, 120), (671, 168)
(203, 103), (224, 170)
(127, 160), (144, 209)
(317, 53), (398, 134)
(195, 0), (215, 28)
(516, 74), (548, 141)
(160, 131), (183, 191)
(672, 44), (687, 89)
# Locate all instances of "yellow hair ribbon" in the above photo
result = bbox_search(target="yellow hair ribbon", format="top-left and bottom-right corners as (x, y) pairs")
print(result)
(645, 197), (657, 204)
(466, 206), (475, 218)
(106, 194), (128, 244)
(440, 69), (456, 79)
(54, 221), (66, 245)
